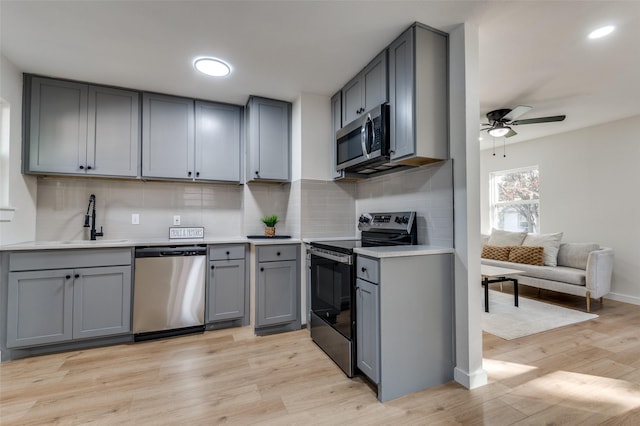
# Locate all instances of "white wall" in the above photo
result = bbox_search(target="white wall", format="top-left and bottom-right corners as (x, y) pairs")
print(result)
(0, 54), (37, 245)
(299, 92), (333, 181)
(480, 115), (640, 303)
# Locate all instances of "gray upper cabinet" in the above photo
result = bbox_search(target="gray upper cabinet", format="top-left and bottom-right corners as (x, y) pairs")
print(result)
(342, 50), (388, 125)
(26, 76), (139, 177)
(330, 91), (344, 180)
(246, 96), (291, 182)
(142, 93), (195, 180)
(143, 94), (243, 183)
(195, 101), (242, 182)
(388, 24), (448, 165)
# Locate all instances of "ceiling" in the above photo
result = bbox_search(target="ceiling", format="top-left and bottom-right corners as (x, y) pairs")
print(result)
(2, 1), (639, 148)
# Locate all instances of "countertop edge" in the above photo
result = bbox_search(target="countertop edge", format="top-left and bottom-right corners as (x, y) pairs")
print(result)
(354, 245), (454, 258)
(1, 237), (303, 251)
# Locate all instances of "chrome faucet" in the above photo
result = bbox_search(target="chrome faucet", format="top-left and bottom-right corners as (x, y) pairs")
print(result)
(84, 194), (104, 240)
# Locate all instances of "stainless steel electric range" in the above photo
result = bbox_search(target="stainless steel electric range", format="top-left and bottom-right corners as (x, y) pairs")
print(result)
(307, 211), (417, 377)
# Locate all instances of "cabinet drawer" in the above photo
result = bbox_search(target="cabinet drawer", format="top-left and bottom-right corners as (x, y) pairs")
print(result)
(357, 256), (380, 284)
(258, 245), (298, 262)
(209, 245), (245, 261)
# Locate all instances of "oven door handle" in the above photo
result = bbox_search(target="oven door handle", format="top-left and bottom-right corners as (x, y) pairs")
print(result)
(308, 247), (353, 265)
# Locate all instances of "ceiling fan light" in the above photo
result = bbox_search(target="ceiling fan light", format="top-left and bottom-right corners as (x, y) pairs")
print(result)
(488, 127), (510, 138)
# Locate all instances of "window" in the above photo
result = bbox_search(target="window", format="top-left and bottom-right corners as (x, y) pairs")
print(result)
(490, 166), (539, 233)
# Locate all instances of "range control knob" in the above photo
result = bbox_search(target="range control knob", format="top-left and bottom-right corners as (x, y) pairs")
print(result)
(394, 216), (402, 224)
(402, 216), (410, 224)
(359, 215), (370, 223)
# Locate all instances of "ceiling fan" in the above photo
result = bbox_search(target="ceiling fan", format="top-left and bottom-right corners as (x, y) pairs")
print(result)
(481, 105), (566, 138)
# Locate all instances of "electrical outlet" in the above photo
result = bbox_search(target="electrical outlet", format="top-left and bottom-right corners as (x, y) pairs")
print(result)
(173, 215), (181, 226)
(132, 213), (140, 225)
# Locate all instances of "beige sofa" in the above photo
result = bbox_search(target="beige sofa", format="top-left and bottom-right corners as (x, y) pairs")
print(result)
(481, 230), (614, 312)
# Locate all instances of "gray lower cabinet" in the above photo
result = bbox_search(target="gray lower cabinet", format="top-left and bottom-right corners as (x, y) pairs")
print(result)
(356, 277), (380, 384)
(355, 253), (454, 402)
(26, 76), (140, 177)
(255, 245), (300, 333)
(388, 23), (448, 165)
(207, 245), (246, 323)
(246, 96), (291, 182)
(5, 248), (132, 349)
(7, 265), (131, 348)
(342, 50), (388, 125)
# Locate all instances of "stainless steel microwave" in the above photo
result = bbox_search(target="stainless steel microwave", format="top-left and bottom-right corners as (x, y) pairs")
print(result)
(336, 103), (391, 174)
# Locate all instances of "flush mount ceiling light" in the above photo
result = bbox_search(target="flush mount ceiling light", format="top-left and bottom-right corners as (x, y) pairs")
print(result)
(588, 25), (615, 39)
(194, 57), (231, 77)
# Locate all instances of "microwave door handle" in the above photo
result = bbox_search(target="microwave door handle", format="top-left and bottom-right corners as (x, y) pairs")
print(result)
(360, 114), (372, 159)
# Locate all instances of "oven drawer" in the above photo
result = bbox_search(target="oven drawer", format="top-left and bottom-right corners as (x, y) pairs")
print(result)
(357, 256), (379, 283)
(258, 245), (298, 262)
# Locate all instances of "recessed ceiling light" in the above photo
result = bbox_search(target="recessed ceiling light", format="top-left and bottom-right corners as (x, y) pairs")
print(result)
(588, 25), (615, 39)
(194, 57), (231, 77)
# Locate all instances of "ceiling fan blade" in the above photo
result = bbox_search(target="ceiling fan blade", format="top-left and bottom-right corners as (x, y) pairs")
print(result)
(502, 105), (532, 122)
(511, 115), (566, 125)
(505, 128), (518, 138)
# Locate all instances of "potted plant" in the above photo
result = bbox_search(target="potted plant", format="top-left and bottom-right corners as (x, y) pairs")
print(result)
(261, 214), (279, 237)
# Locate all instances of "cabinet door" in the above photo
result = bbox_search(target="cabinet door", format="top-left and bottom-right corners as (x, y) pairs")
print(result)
(362, 50), (388, 113)
(73, 266), (132, 339)
(342, 75), (363, 125)
(256, 260), (297, 326)
(28, 77), (88, 174)
(356, 278), (380, 384)
(142, 93), (195, 179)
(247, 97), (291, 182)
(389, 27), (415, 161)
(195, 101), (242, 182)
(207, 259), (245, 322)
(87, 86), (140, 177)
(6, 269), (74, 348)
(330, 91), (344, 179)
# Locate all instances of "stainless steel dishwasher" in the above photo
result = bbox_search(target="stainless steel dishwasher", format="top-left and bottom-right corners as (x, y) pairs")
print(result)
(133, 245), (206, 341)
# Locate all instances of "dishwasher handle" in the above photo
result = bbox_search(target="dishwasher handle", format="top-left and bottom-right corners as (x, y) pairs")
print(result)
(135, 246), (207, 258)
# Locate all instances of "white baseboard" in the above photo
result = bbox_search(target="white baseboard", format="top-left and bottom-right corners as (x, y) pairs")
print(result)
(605, 292), (640, 306)
(454, 366), (487, 389)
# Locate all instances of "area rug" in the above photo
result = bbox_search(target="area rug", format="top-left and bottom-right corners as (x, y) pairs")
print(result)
(482, 289), (598, 340)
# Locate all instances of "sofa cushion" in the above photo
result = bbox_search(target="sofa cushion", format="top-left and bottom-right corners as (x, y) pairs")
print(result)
(481, 258), (586, 286)
(522, 232), (563, 267)
(487, 229), (527, 246)
(508, 246), (544, 266)
(481, 245), (511, 261)
(557, 243), (600, 270)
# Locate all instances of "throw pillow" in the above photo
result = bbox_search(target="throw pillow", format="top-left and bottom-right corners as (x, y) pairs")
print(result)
(487, 228), (527, 246)
(522, 232), (563, 267)
(557, 243), (600, 270)
(481, 245), (511, 261)
(508, 246), (544, 266)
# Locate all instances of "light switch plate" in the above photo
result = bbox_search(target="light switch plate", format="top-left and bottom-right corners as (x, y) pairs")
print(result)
(132, 213), (139, 225)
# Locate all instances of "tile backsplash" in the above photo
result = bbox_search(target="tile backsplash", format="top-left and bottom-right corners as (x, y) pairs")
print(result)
(34, 161), (452, 247)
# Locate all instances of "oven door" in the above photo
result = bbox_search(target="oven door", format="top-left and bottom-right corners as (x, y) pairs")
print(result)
(309, 253), (354, 340)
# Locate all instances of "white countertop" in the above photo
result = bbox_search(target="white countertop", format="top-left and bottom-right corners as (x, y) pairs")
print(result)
(354, 245), (454, 258)
(0, 236), (302, 251)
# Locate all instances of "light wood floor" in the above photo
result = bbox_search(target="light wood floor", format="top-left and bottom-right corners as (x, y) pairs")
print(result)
(2, 285), (640, 425)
